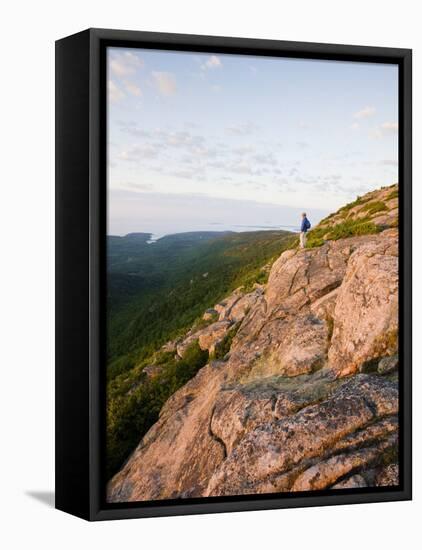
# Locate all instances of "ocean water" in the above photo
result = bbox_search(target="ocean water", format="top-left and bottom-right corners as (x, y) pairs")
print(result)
(108, 190), (327, 238)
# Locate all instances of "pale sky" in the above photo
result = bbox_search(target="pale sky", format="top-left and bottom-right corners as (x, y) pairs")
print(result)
(107, 47), (398, 237)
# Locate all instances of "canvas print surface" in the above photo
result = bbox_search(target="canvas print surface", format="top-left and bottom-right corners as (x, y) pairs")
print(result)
(105, 47), (399, 503)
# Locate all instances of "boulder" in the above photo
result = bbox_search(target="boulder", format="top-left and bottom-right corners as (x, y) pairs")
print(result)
(214, 289), (244, 321)
(197, 321), (232, 354)
(107, 363), (228, 502)
(142, 365), (164, 378)
(176, 320), (232, 357)
(245, 313), (329, 379)
(328, 232), (398, 377)
(228, 289), (263, 323)
(332, 474), (367, 489)
(292, 448), (380, 491)
(375, 463), (399, 486)
(203, 308), (218, 321)
(378, 354), (399, 374)
(204, 374), (397, 497)
(161, 340), (177, 353)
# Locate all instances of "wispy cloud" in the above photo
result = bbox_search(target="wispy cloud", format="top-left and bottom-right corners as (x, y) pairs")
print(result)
(170, 168), (203, 180)
(371, 121), (399, 139)
(113, 121), (286, 182)
(118, 144), (159, 162)
(119, 125), (208, 151)
(119, 182), (153, 192)
(353, 106), (376, 119)
(232, 145), (256, 155)
(253, 152), (278, 166)
(152, 71), (177, 96)
(110, 51), (144, 77)
(123, 80), (142, 97)
(162, 130), (205, 148)
(201, 55), (222, 70)
(226, 122), (259, 136)
(380, 121), (398, 133)
(108, 80), (125, 103)
(296, 141), (310, 149)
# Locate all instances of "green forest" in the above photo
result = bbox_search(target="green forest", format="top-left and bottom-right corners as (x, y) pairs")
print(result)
(106, 229), (295, 478)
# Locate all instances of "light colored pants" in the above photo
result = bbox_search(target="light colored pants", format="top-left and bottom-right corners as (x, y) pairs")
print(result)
(300, 231), (307, 248)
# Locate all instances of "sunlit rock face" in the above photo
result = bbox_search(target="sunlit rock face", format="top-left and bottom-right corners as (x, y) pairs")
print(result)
(108, 185), (399, 503)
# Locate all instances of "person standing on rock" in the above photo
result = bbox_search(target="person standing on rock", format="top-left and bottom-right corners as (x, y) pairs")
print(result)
(300, 212), (311, 248)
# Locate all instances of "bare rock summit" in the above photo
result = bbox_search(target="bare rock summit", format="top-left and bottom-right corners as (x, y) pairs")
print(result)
(108, 184), (399, 502)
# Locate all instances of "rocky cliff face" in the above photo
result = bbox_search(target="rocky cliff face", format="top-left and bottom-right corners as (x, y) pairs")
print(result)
(108, 184), (399, 502)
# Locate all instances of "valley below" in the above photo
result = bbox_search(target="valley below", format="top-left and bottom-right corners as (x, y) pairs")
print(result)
(106, 183), (400, 501)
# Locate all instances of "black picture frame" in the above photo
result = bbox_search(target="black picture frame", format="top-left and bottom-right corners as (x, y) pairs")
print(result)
(55, 28), (412, 521)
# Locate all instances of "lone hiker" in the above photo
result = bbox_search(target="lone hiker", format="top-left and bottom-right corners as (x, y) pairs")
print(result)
(300, 212), (311, 248)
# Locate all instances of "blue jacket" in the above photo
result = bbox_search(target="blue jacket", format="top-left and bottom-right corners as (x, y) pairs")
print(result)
(301, 217), (311, 232)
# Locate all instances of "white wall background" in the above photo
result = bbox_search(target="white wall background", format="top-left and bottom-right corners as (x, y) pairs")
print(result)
(0, 1), (419, 548)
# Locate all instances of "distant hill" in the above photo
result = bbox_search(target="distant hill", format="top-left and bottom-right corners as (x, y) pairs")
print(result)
(107, 231), (234, 313)
(107, 229), (295, 374)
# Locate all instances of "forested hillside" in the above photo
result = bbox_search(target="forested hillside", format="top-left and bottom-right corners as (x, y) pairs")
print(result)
(107, 230), (295, 375)
(106, 229), (296, 476)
